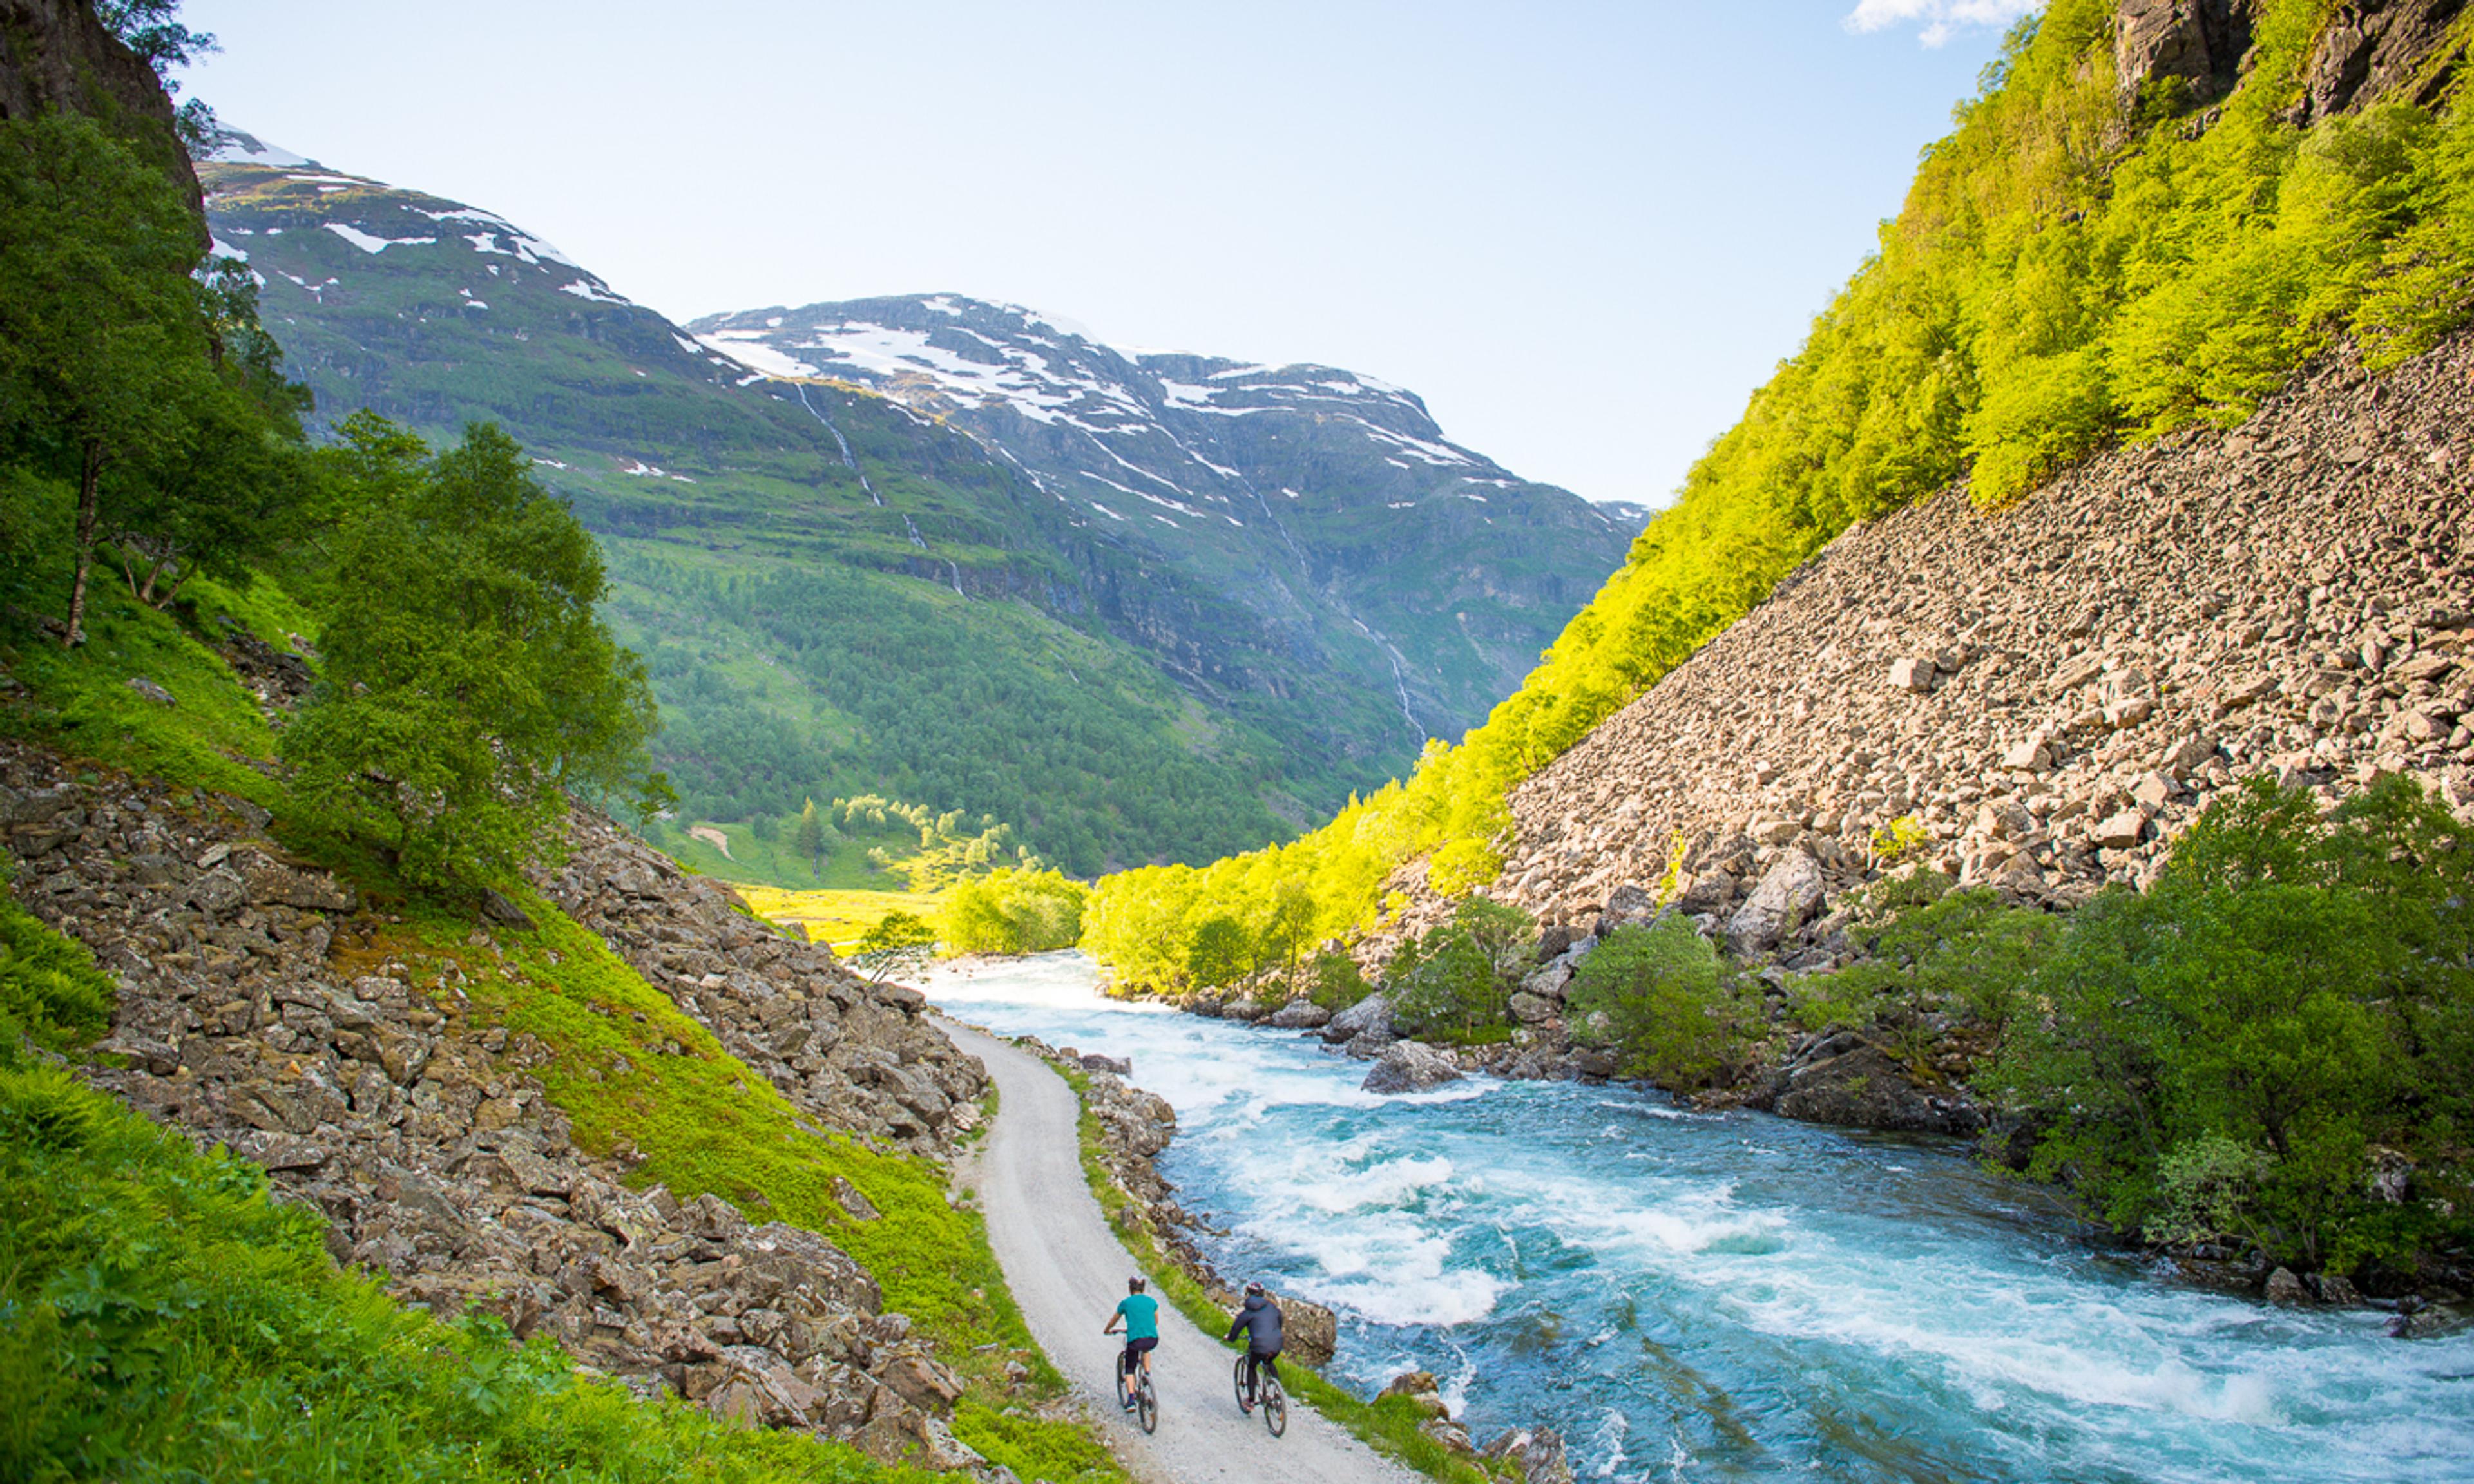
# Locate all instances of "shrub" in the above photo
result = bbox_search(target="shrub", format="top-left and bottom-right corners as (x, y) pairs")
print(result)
(1307, 947), (1372, 1011)
(1564, 918), (1750, 1089)
(1387, 897), (1533, 1042)
(1793, 875), (2060, 1040)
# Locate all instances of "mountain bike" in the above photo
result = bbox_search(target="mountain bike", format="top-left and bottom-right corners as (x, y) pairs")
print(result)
(1232, 1352), (1286, 1437)
(1117, 1349), (1157, 1434)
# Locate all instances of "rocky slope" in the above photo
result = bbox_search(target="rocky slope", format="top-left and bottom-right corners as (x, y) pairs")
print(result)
(694, 294), (1639, 741)
(1484, 336), (2473, 937)
(0, 737), (1016, 1470)
(1312, 334), (2471, 1128)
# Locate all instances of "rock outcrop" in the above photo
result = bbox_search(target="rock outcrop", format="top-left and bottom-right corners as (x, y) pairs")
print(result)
(0, 740), (995, 1468)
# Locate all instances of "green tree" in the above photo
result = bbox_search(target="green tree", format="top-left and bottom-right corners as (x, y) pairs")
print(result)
(1258, 877), (1317, 985)
(793, 797), (832, 875)
(1185, 915), (1254, 991)
(1565, 917), (1750, 1089)
(1992, 777), (2474, 1271)
(851, 909), (937, 982)
(0, 112), (209, 643)
(280, 417), (662, 889)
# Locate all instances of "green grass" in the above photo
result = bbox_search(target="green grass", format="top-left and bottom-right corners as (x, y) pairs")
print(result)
(0, 582), (285, 809)
(735, 886), (945, 951)
(1055, 1061), (1506, 1483)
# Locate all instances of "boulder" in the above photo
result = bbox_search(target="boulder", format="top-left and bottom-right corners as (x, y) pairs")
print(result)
(1266, 998), (1332, 1029)
(1377, 1369), (1451, 1419)
(1222, 996), (1268, 1023)
(1506, 992), (1558, 1025)
(1768, 1036), (1979, 1136)
(1484, 1426), (1577, 1484)
(1321, 992), (1392, 1044)
(1727, 850), (1826, 954)
(1361, 1041), (1464, 1095)
(1275, 1292), (1339, 1368)
(125, 675), (175, 706)
(1077, 1052), (1132, 1075)
(2091, 809), (2149, 850)
(2264, 1267), (2310, 1305)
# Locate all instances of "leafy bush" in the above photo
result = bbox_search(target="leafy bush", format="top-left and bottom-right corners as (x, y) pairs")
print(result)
(1387, 897), (1533, 1043)
(1564, 918), (1750, 1089)
(1184, 914), (1253, 989)
(1307, 947), (1372, 1011)
(1991, 776), (2474, 1273)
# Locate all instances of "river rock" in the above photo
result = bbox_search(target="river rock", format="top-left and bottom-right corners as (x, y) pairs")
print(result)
(1765, 1033), (1979, 1135)
(1377, 1369), (1452, 1418)
(1322, 991), (1392, 1044)
(1362, 1040), (1463, 1094)
(1222, 995), (1269, 1023)
(1266, 997), (1332, 1029)
(2265, 1266), (2311, 1304)
(1484, 1426), (1577, 1484)
(1276, 1291), (1339, 1367)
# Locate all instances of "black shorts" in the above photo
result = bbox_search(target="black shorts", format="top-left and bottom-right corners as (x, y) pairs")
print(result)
(1121, 1335), (1158, 1367)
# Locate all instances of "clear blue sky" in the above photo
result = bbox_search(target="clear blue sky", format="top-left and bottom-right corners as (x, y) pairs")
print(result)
(180, 1), (2035, 508)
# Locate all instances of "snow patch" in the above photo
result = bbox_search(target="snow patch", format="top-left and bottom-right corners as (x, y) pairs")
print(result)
(557, 278), (629, 305)
(324, 222), (435, 254)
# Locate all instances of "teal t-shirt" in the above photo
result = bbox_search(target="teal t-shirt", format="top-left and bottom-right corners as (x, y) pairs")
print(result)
(1115, 1294), (1159, 1340)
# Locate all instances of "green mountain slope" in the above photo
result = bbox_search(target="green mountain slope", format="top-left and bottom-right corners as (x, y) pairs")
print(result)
(197, 138), (1305, 873)
(196, 135), (1636, 878)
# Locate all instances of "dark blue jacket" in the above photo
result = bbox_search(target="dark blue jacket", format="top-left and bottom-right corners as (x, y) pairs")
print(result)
(1225, 1293), (1283, 1355)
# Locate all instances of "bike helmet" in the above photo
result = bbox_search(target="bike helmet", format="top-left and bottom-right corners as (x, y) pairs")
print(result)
(1245, 1280), (1267, 1296)
(1129, 1276), (1147, 1293)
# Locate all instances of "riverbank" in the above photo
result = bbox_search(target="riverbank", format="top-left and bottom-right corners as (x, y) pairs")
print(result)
(917, 953), (2474, 1483)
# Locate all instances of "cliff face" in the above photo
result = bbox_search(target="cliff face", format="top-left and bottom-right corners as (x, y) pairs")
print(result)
(1464, 334), (2472, 950)
(0, 0), (205, 232)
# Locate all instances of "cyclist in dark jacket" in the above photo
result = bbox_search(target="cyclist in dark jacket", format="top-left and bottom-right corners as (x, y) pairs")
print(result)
(1225, 1282), (1283, 1407)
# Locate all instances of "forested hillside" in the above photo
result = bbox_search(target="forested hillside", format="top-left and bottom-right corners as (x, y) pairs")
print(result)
(1086, 0), (2474, 976)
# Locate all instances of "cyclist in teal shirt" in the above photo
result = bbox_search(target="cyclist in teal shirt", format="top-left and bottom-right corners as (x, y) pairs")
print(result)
(1103, 1276), (1160, 1409)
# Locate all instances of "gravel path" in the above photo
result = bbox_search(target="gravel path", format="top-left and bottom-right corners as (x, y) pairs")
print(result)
(941, 1021), (1422, 1484)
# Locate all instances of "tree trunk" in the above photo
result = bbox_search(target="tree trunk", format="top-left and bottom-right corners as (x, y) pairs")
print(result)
(63, 440), (102, 647)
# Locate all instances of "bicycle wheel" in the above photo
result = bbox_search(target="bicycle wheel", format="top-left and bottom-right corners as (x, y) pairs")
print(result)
(1231, 1352), (1252, 1413)
(1261, 1376), (1287, 1438)
(1136, 1372), (1158, 1434)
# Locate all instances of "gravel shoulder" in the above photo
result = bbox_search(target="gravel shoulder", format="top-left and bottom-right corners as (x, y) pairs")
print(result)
(941, 1020), (1422, 1484)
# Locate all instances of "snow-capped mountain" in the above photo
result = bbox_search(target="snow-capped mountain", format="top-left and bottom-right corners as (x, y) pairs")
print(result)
(693, 295), (1640, 738)
(192, 133), (1640, 865)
